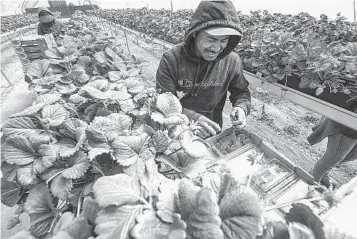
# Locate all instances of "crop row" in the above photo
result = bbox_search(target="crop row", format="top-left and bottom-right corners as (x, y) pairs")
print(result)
(1, 14), (38, 34)
(87, 8), (357, 103)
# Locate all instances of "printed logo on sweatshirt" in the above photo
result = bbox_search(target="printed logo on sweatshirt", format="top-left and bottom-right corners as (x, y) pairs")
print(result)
(178, 79), (223, 88)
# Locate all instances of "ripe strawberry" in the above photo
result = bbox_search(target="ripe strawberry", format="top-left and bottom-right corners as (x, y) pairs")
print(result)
(316, 87), (324, 96)
(342, 88), (351, 95)
(308, 81), (318, 89)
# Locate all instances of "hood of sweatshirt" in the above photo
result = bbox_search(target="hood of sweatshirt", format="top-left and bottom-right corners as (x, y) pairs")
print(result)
(183, 0), (243, 62)
(38, 7), (55, 23)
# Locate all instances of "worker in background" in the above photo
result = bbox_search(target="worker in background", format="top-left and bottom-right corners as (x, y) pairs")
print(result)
(308, 106), (357, 188)
(37, 7), (64, 37)
(156, 0), (251, 138)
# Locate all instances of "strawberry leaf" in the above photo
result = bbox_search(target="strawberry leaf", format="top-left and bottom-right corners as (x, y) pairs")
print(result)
(5, 230), (36, 239)
(77, 56), (92, 68)
(345, 42), (357, 56)
(62, 151), (90, 179)
(2, 117), (49, 142)
(36, 93), (62, 104)
(118, 99), (137, 113)
(105, 47), (124, 64)
(33, 145), (57, 174)
(60, 118), (88, 140)
(45, 48), (62, 59)
(25, 183), (55, 238)
(186, 188), (224, 239)
(156, 92), (182, 117)
(56, 138), (77, 157)
(168, 150), (207, 178)
(108, 71), (125, 82)
(65, 70), (90, 84)
(1, 178), (24, 207)
(3, 135), (36, 165)
(53, 217), (93, 239)
(94, 51), (107, 64)
(93, 174), (145, 207)
(201, 173), (238, 204)
(285, 203), (326, 239)
(95, 205), (144, 239)
(41, 104), (69, 127)
(1, 162), (18, 182)
(112, 133), (151, 166)
(50, 174), (73, 200)
(131, 210), (186, 239)
(54, 82), (77, 95)
(88, 148), (111, 161)
(220, 191), (263, 239)
(156, 179), (180, 223)
(32, 75), (62, 86)
(80, 85), (108, 99)
(6, 216), (21, 230)
(124, 79), (145, 94)
(178, 178), (201, 221)
(10, 102), (48, 118)
(27, 59), (50, 79)
(140, 157), (166, 198)
(86, 127), (111, 149)
(288, 222), (316, 239)
(53, 212), (75, 235)
(81, 197), (100, 225)
(17, 164), (37, 186)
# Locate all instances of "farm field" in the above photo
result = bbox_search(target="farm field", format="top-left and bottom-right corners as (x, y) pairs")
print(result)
(1, 7), (357, 239)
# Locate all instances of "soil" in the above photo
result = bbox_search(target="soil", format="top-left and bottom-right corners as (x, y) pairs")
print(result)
(1, 19), (357, 238)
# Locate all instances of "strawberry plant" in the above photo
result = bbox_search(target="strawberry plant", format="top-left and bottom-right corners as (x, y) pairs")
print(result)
(87, 8), (357, 103)
(1, 14), (38, 34)
(1, 15), (227, 238)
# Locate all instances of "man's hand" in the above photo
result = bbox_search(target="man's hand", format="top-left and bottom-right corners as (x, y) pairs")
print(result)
(194, 115), (221, 139)
(230, 106), (247, 129)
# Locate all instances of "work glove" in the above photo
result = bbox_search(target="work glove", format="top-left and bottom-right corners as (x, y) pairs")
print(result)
(193, 115), (221, 139)
(230, 106), (247, 129)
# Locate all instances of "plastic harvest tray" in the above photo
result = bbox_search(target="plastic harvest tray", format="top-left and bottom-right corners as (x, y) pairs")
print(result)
(207, 127), (255, 158)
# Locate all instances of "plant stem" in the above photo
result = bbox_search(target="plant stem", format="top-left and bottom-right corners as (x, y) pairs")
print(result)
(46, 170), (64, 185)
(264, 196), (324, 212)
(160, 169), (175, 174)
(135, 195), (151, 208)
(77, 189), (85, 217)
(245, 171), (254, 193)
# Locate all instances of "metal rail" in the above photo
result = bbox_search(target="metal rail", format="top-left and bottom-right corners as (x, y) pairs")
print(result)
(245, 72), (357, 131)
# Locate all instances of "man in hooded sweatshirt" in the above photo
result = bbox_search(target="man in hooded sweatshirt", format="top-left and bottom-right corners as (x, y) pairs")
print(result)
(156, 0), (251, 139)
(37, 7), (64, 36)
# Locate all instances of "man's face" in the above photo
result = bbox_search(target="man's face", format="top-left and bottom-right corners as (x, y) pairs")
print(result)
(194, 31), (230, 61)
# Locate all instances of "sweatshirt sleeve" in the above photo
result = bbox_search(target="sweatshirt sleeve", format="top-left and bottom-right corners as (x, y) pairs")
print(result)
(156, 53), (177, 94)
(228, 54), (251, 115)
(156, 53), (202, 121)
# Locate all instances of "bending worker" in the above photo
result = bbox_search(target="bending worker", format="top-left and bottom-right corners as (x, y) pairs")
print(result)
(37, 7), (64, 36)
(156, 0), (251, 139)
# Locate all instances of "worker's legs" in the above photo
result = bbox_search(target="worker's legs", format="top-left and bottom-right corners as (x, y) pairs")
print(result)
(340, 142), (357, 164)
(312, 133), (357, 182)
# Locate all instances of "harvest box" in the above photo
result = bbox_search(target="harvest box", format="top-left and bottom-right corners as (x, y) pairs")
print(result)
(205, 127), (328, 218)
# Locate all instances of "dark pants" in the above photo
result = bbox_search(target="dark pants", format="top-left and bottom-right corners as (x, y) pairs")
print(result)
(312, 133), (357, 181)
